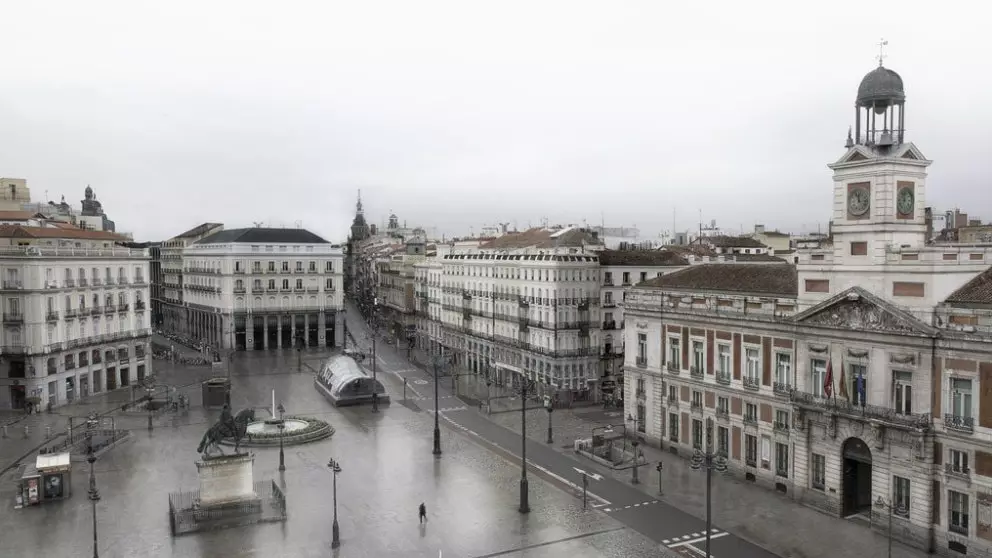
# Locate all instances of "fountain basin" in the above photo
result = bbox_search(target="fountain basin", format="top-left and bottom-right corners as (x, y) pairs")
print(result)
(220, 416), (334, 447)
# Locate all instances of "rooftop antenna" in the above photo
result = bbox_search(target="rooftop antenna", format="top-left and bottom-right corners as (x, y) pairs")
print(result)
(876, 38), (888, 67)
(253, 221), (264, 228)
(294, 220), (302, 229)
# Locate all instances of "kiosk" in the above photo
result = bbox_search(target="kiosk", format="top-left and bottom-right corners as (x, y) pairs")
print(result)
(16, 452), (72, 508)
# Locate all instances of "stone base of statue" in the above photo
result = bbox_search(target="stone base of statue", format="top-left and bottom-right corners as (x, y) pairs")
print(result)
(167, 453), (287, 536)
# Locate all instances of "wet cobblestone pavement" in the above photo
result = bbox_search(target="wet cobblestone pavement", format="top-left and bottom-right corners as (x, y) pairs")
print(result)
(0, 349), (672, 557)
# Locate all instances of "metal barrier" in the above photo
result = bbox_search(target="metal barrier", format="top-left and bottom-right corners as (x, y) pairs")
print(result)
(168, 480), (287, 536)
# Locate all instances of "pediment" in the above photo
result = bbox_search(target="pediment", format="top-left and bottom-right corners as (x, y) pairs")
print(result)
(894, 142), (927, 162)
(793, 287), (936, 336)
(834, 146), (873, 165)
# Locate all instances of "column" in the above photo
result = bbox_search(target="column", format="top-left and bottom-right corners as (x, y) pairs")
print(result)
(246, 316), (255, 351)
(304, 314), (310, 347)
(263, 315), (269, 350)
(290, 315), (297, 348)
(318, 311), (327, 346)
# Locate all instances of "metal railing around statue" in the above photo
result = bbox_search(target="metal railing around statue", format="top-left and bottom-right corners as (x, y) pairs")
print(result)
(167, 480), (286, 536)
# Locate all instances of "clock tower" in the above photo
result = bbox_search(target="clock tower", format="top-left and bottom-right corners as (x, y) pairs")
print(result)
(828, 61), (931, 264)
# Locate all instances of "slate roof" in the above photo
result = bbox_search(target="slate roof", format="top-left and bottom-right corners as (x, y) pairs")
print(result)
(731, 254), (788, 263)
(0, 225), (127, 241)
(598, 249), (688, 266)
(945, 267), (992, 305)
(480, 227), (602, 250)
(637, 263), (798, 296)
(196, 227), (329, 245)
(705, 235), (768, 249)
(175, 222), (223, 239)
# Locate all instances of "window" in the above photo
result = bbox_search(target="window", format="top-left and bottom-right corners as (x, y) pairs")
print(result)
(850, 363), (868, 406)
(717, 426), (728, 457)
(893, 371), (912, 415)
(295, 279), (303, 289)
(637, 333), (647, 365)
(718, 344), (731, 376)
(692, 390), (702, 408)
(775, 409), (789, 430)
(326, 261), (334, 272)
(951, 378), (972, 421)
(745, 434), (758, 466)
(949, 449), (969, 474)
(295, 261), (303, 272)
(805, 359), (827, 399)
(775, 442), (789, 477)
(893, 476), (910, 515)
(235, 280), (244, 290)
(949, 491), (969, 535)
(268, 279), (275, 289)
(604, 292), (613, 305)
(235, 261), (242, 272)
(253, 261), (262, 272)
(639, 271), (647, 282)
(775, 353), (791, 387)
(692, 341), (704, 374)
(811, 454), (826, 489)
(669, 337), (681, 369)
(267, 261), (275, 272)
(745, 348), (760, 382)
(253, 280), (262, 289)
(692, 419), (703, 449)
(668, 384), (677, 402)
(668, 412), (679, 442)
(604, 272), (613, 285)
(717, 396), (729, 414)
(761, 435), (771, 469)
(745, 402), (757, 422)
(309, 261), (316, 271)
(325, 278), (334, 290)
(622, 272), (630, 284)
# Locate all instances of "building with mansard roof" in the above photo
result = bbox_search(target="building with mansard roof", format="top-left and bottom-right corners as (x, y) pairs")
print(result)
(623, 61), (992, 556)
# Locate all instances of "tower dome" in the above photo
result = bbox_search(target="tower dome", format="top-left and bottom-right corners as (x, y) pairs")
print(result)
(856, 65), (905, 109)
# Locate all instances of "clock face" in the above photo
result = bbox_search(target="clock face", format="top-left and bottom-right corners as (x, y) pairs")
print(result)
(848, 187), (870, 216)
(897, 187), (915, 215)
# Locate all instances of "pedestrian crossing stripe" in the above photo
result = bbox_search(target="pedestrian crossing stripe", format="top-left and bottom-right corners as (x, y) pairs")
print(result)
(426, 406), (468, 413)
(661, 529), (723, 545)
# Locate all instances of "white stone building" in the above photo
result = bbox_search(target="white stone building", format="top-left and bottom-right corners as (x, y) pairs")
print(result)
(159, 222), (224, 336)
(622, 61), (992, 556)
(181, 227), (344, 351)
(0, 225), (152, 410)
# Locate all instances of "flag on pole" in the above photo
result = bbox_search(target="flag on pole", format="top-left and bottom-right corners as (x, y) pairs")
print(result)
(855, 368), (866, 406)
(839, 363), (849, 401)
(823, 359), (833, 398)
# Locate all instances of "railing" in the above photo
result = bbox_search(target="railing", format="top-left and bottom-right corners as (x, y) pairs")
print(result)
(690, 366), (703, 379)
(745, 457), (757, 468)
(715, 372), (731, 385)
(716, 407), (729, 421)
(118, 304), (130, 313)
(78, 278), (88, 287)
(0, 246), (149, 258)
(743, 377), (761, 391)
(234, 269), (246, 275)
(944, 414), (974, 433)
(133, 278), (147, 286)
(1, 280), (22, 290)
(46, 311), (60, 321)
(3, 312), (24, 323)
(743, 415), (758, 426)
(944, 462), (971, 479)
(773, 382), (792, 396)
(667, 361), (680, 375)
(773, 421), (790, 434)
(602, 300), (617, 308)
(636, 356), (647, 368)
(90, 307), (103, 315)
(234, 288), (247, 294)
(105, 305), (117, 314)
(79, 358), (89, 367)
(118, 277), (131, 285)
(65, 361), (76, 370)
(636, 389), (646, 399)
(603, 320), (616, 330)
(690, 401), (703, 414)
(790, 390), (933, 430)
(667, 396), (679, 407)
(65, 278), (76, 287)
(93, 278), (104, 286)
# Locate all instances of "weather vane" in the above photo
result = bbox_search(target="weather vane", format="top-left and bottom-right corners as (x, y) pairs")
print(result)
(876, 38), (888, 67)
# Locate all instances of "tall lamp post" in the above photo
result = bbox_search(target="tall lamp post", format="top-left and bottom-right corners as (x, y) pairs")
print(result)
(145, 383), (154, 431)
(432, 354), (444, 456)
(544, 394), (554, 444)
(369, 299), (380, 413)
(689, 417), (728, 558)
(87, 438), (100, 558)
(516, 376), (535, 514)
(327, 458), (342, 549)
(627, 413), (643, 484)
(875, 496), (908, 558)
(277, 403), (286, 472)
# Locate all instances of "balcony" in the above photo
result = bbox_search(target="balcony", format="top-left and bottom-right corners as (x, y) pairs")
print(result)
(234, 287), (246, 294)
(716, 407), (730, 421)
(135, 301), (146, 311)
(743, 415), (758, 427)
(118, 277), (130, 285)
(134, 277), (147, 286)
(46, 311), (60, 322)
(1, 280), (22, 290)
(636, 389), (646, 399)
(65, 278), (76, 287)
(635, 356), (647, 368)
(667, 395), (679, 407)
(690, 366), (703, 379)
(690, 401), (703, 414)
(234, 269), (246, 275)
(3, 312), (24, 323)
(773, 382), (792, 396)
(602, 320), (616, 330)
(745, 457), (757, 468)
(773, 421), (790, 435)
(743, 377), (761, 391)
(78, 278), (88, 287)
(65, 361), (76, 370)
(602, 300), (617, 308)
(715, 371), (731, 385)
(90, 306), (103, 316)
(118, 303), (130, 313)
(280, 268), (292, 275)
(944, 414), (974, 433)
(944, 463), (971, 480)
(790, 390), (933, 430)
(666, 361), (680, 375)
(92, 278), (103, 287)
(307, 268), (319, 274)
(104, 305), (116, 314)
(65, 308), (79, 319)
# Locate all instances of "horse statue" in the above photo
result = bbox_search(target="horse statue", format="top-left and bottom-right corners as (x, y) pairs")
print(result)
(196, 407), (256, 457)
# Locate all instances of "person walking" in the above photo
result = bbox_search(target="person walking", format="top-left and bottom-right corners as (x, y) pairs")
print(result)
(419, 502), (427, 524)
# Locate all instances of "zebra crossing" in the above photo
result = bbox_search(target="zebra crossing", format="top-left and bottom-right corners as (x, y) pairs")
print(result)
(425, 405), (469, 414)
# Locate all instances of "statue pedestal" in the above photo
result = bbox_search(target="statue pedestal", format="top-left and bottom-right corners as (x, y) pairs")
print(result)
(195, 453), (257, 507)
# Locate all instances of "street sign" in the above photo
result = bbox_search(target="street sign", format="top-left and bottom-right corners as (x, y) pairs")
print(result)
(572, 467), (603, 481)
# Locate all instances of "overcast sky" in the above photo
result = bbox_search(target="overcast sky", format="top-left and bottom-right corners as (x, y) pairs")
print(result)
(1, 1), (989, 243)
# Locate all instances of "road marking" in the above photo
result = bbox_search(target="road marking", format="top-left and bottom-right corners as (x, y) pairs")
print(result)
(572, 467), (603, 481)
(667, 531), (729, 548)
(413, 379), (429, 385)
(440, 415), (610, 507)
(427, 406), (468, 414)
(602, 500), (659, 513)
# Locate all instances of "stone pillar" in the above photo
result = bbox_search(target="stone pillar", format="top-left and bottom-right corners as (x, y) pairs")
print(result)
(318, 311), (327, 346)
(290, 315), (297, 348)
(304, 314), (310, 347)
(335, 311), (344, 348)
(246, 315), (254, 350)
(263, 315), (269, 350)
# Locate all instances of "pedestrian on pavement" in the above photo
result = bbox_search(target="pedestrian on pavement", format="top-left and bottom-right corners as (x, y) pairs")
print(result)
(419, 502), (427, 524)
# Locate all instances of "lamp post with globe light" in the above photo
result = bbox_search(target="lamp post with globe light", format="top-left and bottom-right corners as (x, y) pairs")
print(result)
(689, 417), (728, 558)
(86, 435), (100, 557)
(327, 458), (342, 548)
(875, 496), (908, 558)
(277, 403), (286, 472)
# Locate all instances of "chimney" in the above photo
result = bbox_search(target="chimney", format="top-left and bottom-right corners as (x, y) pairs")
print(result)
(754, 224), (765, 234)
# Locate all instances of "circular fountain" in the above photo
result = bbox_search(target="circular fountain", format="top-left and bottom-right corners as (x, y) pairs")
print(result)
(221, 416), (334, 447)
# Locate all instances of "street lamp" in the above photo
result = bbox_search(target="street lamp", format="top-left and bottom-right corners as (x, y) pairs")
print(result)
(87, 439), (100, 558)
(627, 413), (642, 484)
(544, 395), (554, 444)
(432, 354), (444, 456)
(515, 376), (536, 514)
(327, 458), (342, 549)
(689, 417), (728, 558)
(875, 496), (908, 558)
(277, 403), (286, 472)
(145, 384), (154, 431)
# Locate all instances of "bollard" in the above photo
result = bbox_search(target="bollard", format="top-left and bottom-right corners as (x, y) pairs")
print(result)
(45, 426), (52, 439)
(657, 462), (664, 496)
(23, 425), (29, 439)
(404, 378), (408, 401)
(1, 425), (7, 439)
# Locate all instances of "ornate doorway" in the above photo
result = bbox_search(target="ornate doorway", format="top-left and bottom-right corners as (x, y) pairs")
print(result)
(841, 437), (873, 517)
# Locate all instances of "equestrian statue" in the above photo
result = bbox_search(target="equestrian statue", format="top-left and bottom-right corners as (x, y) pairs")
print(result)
(196, 405), (256, 457)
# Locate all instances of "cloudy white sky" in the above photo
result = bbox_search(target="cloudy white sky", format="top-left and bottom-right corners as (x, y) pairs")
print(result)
(1, 1), (989, 243)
